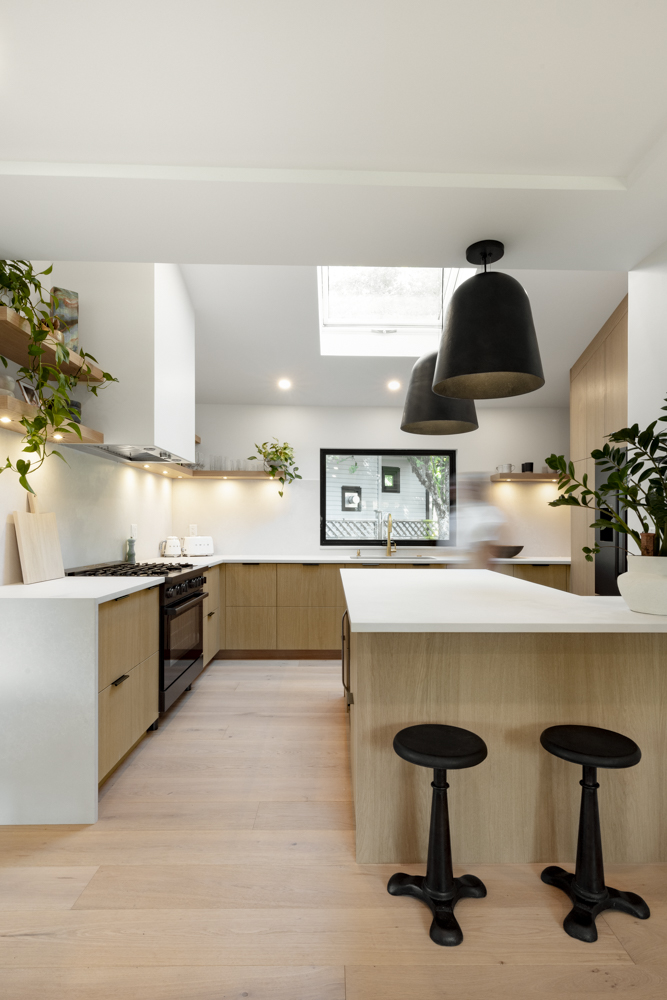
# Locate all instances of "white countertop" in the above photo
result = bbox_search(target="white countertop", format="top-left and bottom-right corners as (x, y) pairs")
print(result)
(341, 568), (667, 633)
(0, 553), (569, 600)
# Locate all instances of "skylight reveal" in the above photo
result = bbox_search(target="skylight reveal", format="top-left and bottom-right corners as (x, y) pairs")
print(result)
(318, 266), (475, 357)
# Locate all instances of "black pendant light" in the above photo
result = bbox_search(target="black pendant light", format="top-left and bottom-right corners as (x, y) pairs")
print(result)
(432, 240), (544, 399)
(401, 351), (478, 434)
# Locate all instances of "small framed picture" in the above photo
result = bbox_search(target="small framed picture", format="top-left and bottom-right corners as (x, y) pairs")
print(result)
(19, 383), (40, 407)
(341, 486), (362, 511)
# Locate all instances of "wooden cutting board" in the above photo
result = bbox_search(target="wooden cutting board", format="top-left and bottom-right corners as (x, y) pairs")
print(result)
(13, 504), (65, 585)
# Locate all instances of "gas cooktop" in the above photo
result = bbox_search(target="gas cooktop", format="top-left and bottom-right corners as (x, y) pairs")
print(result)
(67, 561), (196, 578)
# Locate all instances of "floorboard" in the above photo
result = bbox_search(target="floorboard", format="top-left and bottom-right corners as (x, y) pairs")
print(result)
(0, 657), (662, 998)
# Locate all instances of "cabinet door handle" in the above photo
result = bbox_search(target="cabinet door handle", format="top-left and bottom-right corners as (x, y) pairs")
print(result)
(114, 594), (131, 602)
(112, 674), (130, 687)
(207, 611), (215, 618)
(341, 610), (352, 703)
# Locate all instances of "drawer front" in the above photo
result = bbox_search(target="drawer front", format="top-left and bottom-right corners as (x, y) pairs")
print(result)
(98, 652), (159, 782)
(98, 587), (159, 691)
(225, 607), (276, 649)
(130, 652), (159, 741)
(98, 672), (134, 781)
(277, 607), (347, 650)
(513, 564), (569, 591)
(226, 564), (276, 607)
(277, 564), (347, 607)
(203, 564), (220, 615)
(203, 606), (221, 665)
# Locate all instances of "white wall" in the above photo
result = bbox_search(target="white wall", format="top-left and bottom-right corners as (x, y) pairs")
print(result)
(0, 429), (172, 583)
(171, 403), (570, 557)
(628, 239), (667, 429)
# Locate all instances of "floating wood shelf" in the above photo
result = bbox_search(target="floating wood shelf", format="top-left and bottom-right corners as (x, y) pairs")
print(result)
(0, 394), (104, 444)
(0, 306), (105, 384)
(192, 470), (271, 480)
(490, 472), (560, 483)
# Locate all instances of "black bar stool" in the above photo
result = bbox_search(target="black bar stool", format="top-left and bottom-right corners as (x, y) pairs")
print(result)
(387, 723), (487, 946)
(540, 724), (650, 943)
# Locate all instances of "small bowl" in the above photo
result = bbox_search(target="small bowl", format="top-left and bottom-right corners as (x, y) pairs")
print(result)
(492, 545), (524, 559)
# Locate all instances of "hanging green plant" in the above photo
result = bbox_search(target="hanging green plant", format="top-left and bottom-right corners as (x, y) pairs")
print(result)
(0, 259), (117, 493)
(248, 438), (302, 497)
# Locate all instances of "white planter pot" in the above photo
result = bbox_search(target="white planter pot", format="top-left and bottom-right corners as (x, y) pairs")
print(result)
(617, 556), (667, 615)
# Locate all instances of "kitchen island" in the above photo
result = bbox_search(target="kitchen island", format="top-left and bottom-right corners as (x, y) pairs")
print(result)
(341, 568), (667, 866)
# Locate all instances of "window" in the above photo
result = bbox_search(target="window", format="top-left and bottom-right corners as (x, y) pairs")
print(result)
(317, 266), (475, 357)
(320, 449), (456, 546)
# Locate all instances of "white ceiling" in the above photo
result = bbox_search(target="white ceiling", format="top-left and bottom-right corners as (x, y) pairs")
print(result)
(184, 265), (627, 408)
(2, 2), (667, 268)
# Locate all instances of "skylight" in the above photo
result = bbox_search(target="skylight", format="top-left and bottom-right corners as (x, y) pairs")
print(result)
(318, 266), (476, 357)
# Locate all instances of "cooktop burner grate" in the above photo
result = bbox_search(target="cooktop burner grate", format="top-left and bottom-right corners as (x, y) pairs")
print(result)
(69, 561), (195, 578)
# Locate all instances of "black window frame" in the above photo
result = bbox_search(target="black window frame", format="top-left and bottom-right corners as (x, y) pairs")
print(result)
(319, 448), (457, 547)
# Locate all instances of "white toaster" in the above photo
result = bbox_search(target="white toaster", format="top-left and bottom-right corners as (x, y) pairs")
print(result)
(181, 535), (214, 556)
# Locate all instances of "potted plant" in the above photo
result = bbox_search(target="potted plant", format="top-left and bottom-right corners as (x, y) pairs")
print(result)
(248, 438), (302, 497)
(546, 396), (667, 613)
(0, 260), (116, 493)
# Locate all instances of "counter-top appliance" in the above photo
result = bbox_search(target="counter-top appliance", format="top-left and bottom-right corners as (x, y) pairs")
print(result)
(160, 536), (183, 557)
(67, 561), (208, 713)
(181, 535), (214, 557)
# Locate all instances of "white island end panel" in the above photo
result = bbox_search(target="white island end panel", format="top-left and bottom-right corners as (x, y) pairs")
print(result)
(0, 599), (98, 824)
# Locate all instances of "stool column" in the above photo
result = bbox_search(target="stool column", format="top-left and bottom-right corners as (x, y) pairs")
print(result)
(424, 768), (455, 900)
(573, 765), (606, 900)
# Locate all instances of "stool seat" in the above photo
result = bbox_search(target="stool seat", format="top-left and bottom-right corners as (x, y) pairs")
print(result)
(540, 724), (641, 769)
(393, 724), (487, 771)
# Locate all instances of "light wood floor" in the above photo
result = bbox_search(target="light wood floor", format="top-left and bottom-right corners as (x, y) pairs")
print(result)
(0, 659), (666, 999)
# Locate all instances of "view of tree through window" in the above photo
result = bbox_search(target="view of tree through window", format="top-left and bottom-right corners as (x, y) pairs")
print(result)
(320, 449), (456, 546)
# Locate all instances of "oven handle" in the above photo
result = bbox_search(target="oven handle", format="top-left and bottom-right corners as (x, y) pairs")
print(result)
(164, 591), (208, 616)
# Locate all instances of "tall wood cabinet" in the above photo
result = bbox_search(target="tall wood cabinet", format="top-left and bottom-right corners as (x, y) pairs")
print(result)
(98, 586), (160, 782)
(569, 296), (628, 595)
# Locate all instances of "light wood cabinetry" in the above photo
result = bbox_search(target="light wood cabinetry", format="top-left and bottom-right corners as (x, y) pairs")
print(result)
(226, 607), (277, 649)
(98, 587), (159, 690)
(512, 564), (569, 591)
(569, 296), (627, 593)
(203, 565), (222, 666)
(226, 563), (276, 606)
(98, 587), (160, 783)
(277, 606), (347, 650)
(277, 564), (347, 607)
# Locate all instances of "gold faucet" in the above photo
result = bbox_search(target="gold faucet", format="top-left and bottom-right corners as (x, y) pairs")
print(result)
(386, 514), (397, 556)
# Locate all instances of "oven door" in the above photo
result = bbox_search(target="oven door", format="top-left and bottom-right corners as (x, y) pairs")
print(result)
(162, 591), (207, 692)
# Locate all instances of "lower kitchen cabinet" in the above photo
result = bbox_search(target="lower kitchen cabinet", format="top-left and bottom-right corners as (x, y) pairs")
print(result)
(513, 564), (569, 591)
(277, 564), (347, 607)
(226, 606), (277, 649)
(203, 605), (221, 664)
(277, 606), (347, 650)
(98, 586), (159, 689)
(98, 652), (159, 782)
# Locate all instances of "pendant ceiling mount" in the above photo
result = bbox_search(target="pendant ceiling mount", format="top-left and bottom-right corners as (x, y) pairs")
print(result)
(401, 352), (478, 435)
(432, 239), (544, 400)
(465, 239), (505, 266)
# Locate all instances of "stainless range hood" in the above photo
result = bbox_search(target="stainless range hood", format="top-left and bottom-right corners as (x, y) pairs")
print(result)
(45, 261), (195, 465)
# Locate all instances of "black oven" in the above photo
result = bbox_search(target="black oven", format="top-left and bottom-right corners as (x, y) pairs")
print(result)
(160, 576), (208, 712)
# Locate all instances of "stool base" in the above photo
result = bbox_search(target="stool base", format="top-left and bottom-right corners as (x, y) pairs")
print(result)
(387, 872), (486, 946)
(541, 865), (650, 943)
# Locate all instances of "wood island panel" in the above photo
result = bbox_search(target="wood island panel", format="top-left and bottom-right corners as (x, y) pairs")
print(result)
(98, 587), (159, 691)
(350, 630), (667, 865)
(225, 564), (276, 607)
(512, 564), (569, 591)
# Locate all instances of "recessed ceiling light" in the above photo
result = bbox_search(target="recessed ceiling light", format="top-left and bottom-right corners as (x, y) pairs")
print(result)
(144, 464), (150, 468)
(0, 416), (11, 424)
(162, 470), (168, 475)
(53, 433), (63, 440)
(278, 378), (292, 390)
(387, 380), (401, 391)
(178, 475), (183, 478)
